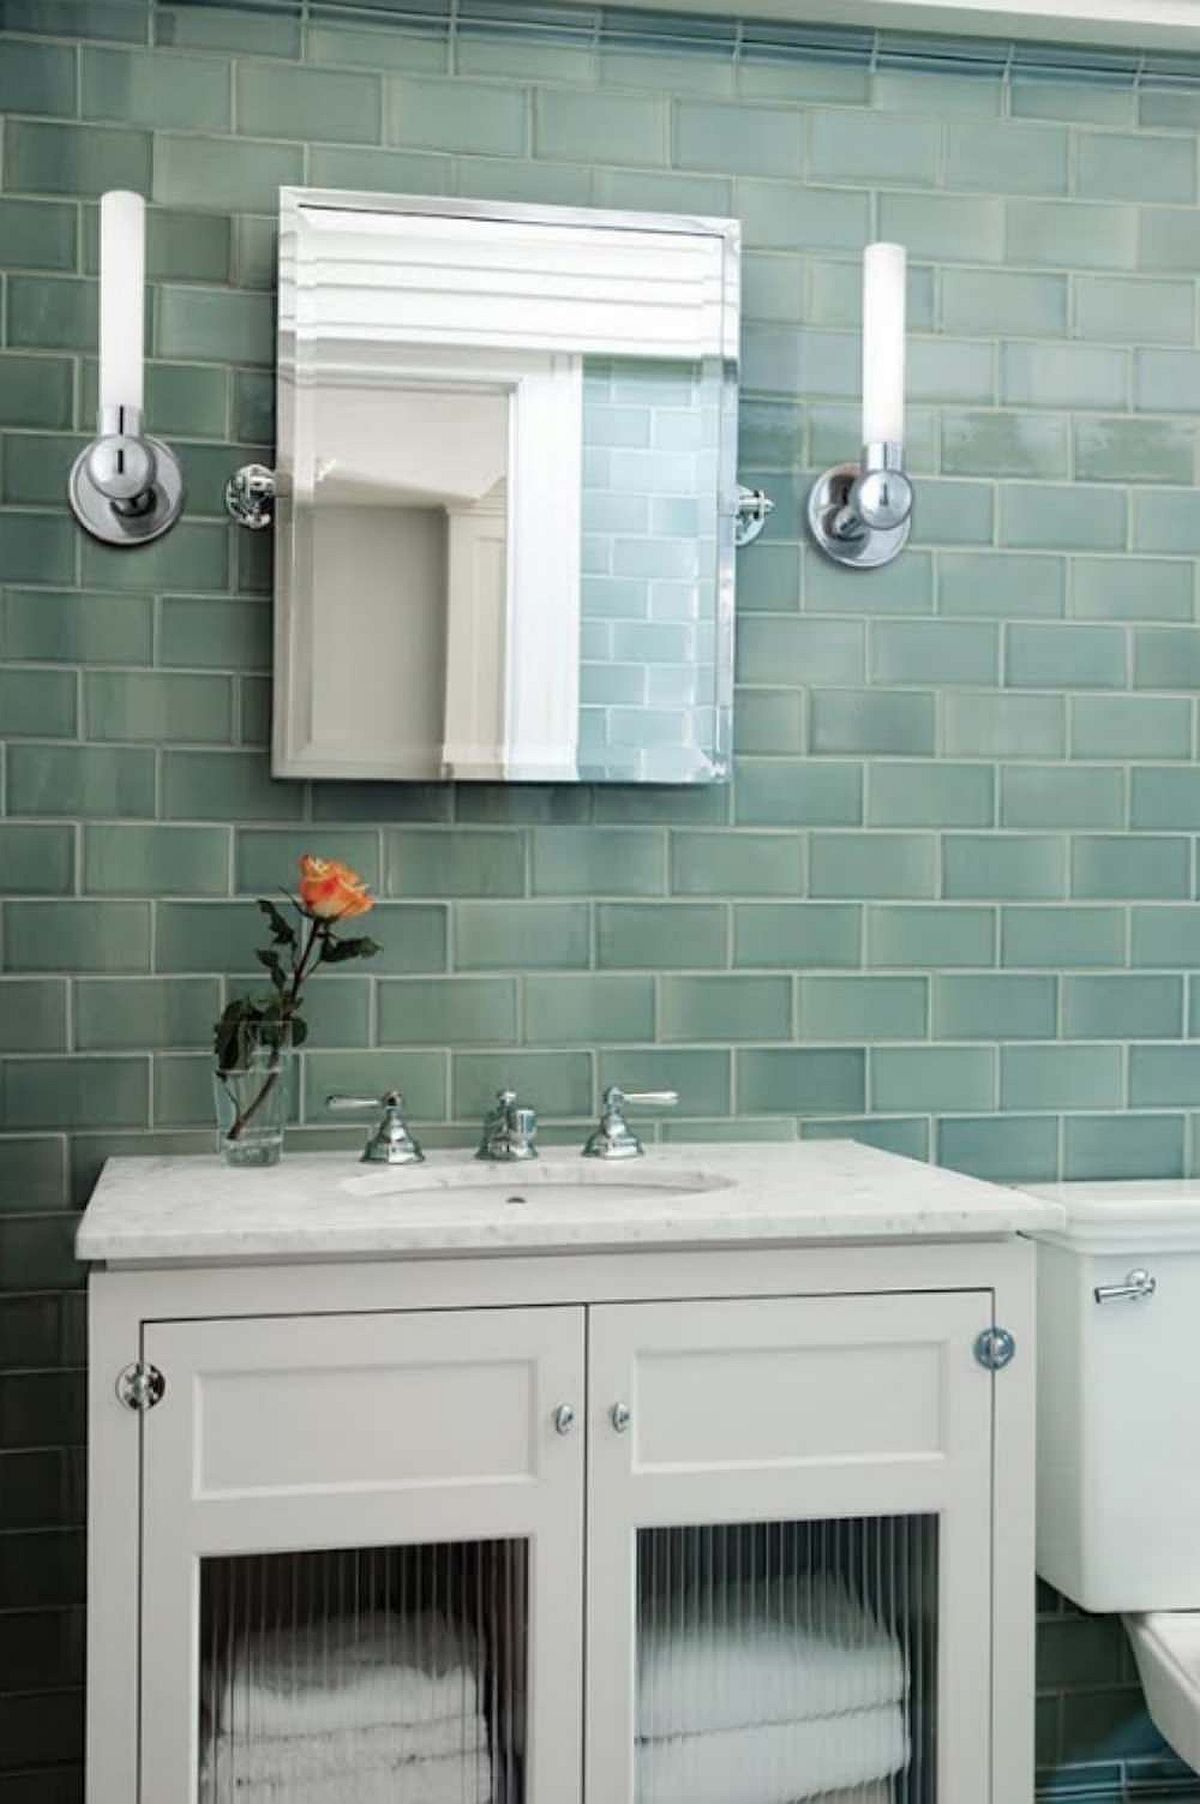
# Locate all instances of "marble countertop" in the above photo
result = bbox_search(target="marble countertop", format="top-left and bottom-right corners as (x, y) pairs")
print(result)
(77, 1141), (1064, 1266)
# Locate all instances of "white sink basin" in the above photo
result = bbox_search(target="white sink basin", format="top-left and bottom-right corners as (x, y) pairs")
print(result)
(340, 1160), (731, 1207)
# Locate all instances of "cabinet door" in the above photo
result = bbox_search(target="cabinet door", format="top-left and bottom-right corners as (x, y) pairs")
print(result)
(139, 1306), (584, 1804)
(586, 1292), (994, 1804)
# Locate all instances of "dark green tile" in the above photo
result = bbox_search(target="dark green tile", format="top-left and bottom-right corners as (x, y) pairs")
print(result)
(797, 974), (926, 1042)
(0, 1138), (66, 1212)
(1133, 626), (1200, 691)
(74, 977), (219, 1050)
(1071, 695), (1192, 761)
(737, 615), (864, 685)
(0, 668), (76, 737)
(866, 904), (995, 969)
(1072, 834), (1190, 899)
(1073, 557), (1193, 622)
(84, 824), (230, 897)
(0, 39), (76, 116)
(382, 828), (525, 898)
(1067, 973), (1183, 1040)
(81, 45), (231, 129)
(999, 765), (1124, 829)
(162, 750), (303, 822)
(738, 1046), (865, 1114)
(933, 972), (1057, 1040)
(867, 763), (994, 829)
(81, 521), (228, 592)
(996, 1046), (1118, 1111)
(0, 509), (76, 582)
(5, 120), (152, 196)
(2, 589), (152, 663)
(811, 832), (936, 900)
(598, 1047), (731, 1117)
(661, 974), (790, 1041)
(1001, 905), (1125, 968)
(3, 1056), (148, 1129)
(157, 3), (300, 56)
(1131, 1046), (1200, 1107)
(0, 979), (68, 1052)
(942, 834), (1067, 899)
(671, 830), (803, 897)
(733, 902), (860, 969)
(453, 1050), (591, 1121)
(239, 61), (382, 143)
(597, 901), (726, 969)
(158, 596), (270, 671)
(455, 901), (588, 970)
(871, 1044), (995, 1112)
(1074, 418), (1194, 485)
(0, 353), (74, 427)
(530, 828), (667, 898)
(1131, 768), (1200, 830)
(734, 760), (862, 828)
(810, 690), (935, 757)
(6, 745), (155, 818)
(0, 824), (74, 896)
(306, 1050), (446, 1124)
(153, 132), (304, 211)
(236, 829), (379, 896)
(523, 975), (653, 1045)
(378, 976), (519, 1046)
(4, 900), (150, 973)
(158, 286), (274, 364)
(84, 670), (233, 743)
(938, 1115), (1059, 1183)
(1064, 1112), (1184, 1179)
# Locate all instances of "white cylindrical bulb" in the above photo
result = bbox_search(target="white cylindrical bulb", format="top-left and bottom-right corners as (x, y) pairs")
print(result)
(861, 241), (906, 449)
(99, 190), (145, 414)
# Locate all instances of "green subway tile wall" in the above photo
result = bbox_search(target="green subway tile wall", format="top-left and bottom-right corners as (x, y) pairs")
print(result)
(3, 3), (1200, 1800)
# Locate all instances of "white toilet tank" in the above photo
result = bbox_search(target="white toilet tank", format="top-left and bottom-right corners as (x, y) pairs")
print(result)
(1030, 1179), (1200, 1614)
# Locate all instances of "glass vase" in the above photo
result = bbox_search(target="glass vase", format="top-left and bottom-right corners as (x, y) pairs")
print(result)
(213, 1039), (292, 1168)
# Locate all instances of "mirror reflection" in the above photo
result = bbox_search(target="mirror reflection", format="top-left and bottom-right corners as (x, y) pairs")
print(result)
(274, 194), (740, 786)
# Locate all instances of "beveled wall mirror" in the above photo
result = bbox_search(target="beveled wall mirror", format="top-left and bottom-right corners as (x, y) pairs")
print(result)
(268, 191), (744, 786)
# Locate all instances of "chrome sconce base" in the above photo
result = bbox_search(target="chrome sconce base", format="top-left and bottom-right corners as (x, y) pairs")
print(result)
(68, 407), (184, 548)
(225, 463), (276, 530)
(807, 441), (912, 570)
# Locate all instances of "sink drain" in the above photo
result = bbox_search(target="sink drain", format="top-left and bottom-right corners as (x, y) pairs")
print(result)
(506, 1194), (527, 1206)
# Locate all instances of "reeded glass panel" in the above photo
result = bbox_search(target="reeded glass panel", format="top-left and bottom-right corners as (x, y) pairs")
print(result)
(635, 1518), (936, 1804)
(199, 1540), (527, 1803)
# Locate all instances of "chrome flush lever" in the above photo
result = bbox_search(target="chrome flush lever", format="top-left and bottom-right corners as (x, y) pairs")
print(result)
(1094, 1268), (1157, 1304)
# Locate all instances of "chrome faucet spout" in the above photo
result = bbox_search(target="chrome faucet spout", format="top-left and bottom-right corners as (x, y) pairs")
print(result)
(476, 1090), (539, 1162)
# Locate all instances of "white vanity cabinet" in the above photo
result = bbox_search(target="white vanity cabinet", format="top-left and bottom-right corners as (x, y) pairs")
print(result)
(78, 1144), (1061, 1804)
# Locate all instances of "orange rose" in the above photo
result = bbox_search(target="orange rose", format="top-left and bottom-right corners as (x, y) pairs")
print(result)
(298, 854), (374, 921)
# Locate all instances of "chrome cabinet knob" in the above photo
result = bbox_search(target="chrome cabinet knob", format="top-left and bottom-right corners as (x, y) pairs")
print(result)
(553, 1403), (576, 1435)
(610, 1401), (631, 1433)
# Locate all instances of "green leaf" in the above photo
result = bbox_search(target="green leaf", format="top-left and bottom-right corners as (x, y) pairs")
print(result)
(257, 897), (297, 948)
(289, 1014), (309, 1049)
(320, 934), (381, 964)
(255, 947), (287, 992)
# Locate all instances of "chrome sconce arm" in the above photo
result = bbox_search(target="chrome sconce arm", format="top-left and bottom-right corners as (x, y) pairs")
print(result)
(807, 242), (912, 572)
(68, 193), (184, 548)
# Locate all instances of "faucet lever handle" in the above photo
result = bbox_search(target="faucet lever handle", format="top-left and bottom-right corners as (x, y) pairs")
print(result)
(325, 1090), (423, 1166)
(585, 1086), (678, 1159)
(607, 1087), (679, 1109)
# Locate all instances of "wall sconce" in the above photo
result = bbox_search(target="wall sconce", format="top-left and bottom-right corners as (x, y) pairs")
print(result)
(68, 191), (184, 547)
(807, 242), (912, 570)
